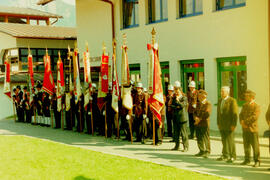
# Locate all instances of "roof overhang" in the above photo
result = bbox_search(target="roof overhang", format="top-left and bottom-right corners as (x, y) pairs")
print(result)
(37, 0), (55, 6)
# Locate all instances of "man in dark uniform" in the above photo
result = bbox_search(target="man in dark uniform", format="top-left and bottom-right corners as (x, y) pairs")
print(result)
(42, 92), (51, 127)
(22, 86), (31, 123)
(36, 82), (43, 125)
(240, 90), (260, 167)
(187, 81), (198, 139)
(217, 86), (238, 163)
(91, 83), (99, 134)
(105, 83), (114, 137)
(166, 85), (174, 138)
(16, 85), (24, 122)
(12, 88), (18, 121)
(194, 90), (211, 158)
(133, 82), (148, 144)
(52, 93), (61, 128)
(171, 81), (189, 151)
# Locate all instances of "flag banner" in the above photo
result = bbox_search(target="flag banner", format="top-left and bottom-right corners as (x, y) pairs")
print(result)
(121, 44), (133, 110)
(3, 60), (11, 98)
(65, 93), (71, 111)
(84, 87), (90, 110)
(42, 55), (55, 95)
(111, 53), (120, 113)
(83, 50), (92, 84)
(121, 46), (130, 87)
(147, 43), (164, 125)
(73, 50), (82, 104)
(57, 58), (64, 112)
(97, 73), (106, 111)
(147, 44), (154, 95)
(28, 54), (34, 88)
(101, 54), (109, 93)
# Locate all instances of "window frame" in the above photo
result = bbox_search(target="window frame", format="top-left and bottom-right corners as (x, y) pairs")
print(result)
(216, 0), (246, 11)
(122, 0), (139, 29)
(148, 0), (168, 24)
(179, 0), (203, 18)
(217, 56), (247, 106)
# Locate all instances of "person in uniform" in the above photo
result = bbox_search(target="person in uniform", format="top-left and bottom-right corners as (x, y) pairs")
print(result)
(187, 81), (198, 139)
(166, 85), (174, 138)
(12, 88), (18, 121)
(217, 86), (238, 163)
(22, 86), (31, 123)
(133, 82), (148, 144)
(194, 90), (211, 158)
(91, 83), (99, 134)
(52, 92), (61, 128)
(16, 85), (24, 122)
(36, 82), (43, 125)
(266, 104), (270, 170)
(171, 81), (189, 151)
(42, 92), (51, 127)
(239, 90), (260, 167)
(105, 83), (114, 137)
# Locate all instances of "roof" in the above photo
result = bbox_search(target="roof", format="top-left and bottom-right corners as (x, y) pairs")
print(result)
(0, 22), (76, 40)
(0, 5), (62, 18)
(37, 0), (55, 6)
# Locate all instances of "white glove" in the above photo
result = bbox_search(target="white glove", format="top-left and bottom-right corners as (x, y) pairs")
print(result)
(89, 96), (93, 101)
(88, 112), (91, 115)
(146, 118), (149, 124)
(143, 114), (147, 119)
(192, 104), (197, 108)
(103, 111), (106, 116)
(126, 114), (130, 120)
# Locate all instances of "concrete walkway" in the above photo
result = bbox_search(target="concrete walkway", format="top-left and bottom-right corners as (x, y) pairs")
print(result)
(0, 118), (270, 180)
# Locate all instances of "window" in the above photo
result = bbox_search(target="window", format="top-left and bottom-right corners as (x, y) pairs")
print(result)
(122, 0), (139, 29)
(129, 64), (141, 83)
(179, 0), (203, 18)
(217, 56), (247, 105)
(148, 0), (168, 24)
(216, 0), (246, 11)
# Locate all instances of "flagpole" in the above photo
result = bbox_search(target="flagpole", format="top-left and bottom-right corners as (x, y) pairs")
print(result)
(105, 104), (107, 138)
(13, 100), (16, 122)
(51, 107), (54, 128)
(91, 104), (94, 135)
(116, 112), (119, 139)
(153, 115), (155, 145)
(129, 113), (133, 144)
(151, 28), (156, 146)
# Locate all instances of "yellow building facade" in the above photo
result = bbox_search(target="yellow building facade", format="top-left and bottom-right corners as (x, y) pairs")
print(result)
(76, 0), (269, 135)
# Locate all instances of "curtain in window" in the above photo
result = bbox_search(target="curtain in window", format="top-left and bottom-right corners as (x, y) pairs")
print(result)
(123, 1), (134, 27)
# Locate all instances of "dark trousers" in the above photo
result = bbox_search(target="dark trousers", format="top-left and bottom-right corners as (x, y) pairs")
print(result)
(18, 108), (24, 122)
(65, 110), (72, 130)
(154, 118), (162, 144)
(175, 122), (189, 149)
(188, 113), (195, 137)
(196, 126), (210, 154)
(76, 111), (84, 132)
(220, 130), (236, 159)
(134, 116), (147, 141)
(85, 112), (91, 134)
(166, 112), (173, 137)
(25, 110), (32, 123)
(54, 110), (61, 128)
(242, 131), (260, 162)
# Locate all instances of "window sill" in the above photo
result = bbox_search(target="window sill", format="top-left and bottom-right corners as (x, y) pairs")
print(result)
(121, 24), (139, 30)
(177, 12), (203, 19)
(216, 3), (246, 12)
(147, 18), (168, 25)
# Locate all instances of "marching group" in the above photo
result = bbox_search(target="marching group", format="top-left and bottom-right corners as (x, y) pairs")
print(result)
(12, 79), (270, 169)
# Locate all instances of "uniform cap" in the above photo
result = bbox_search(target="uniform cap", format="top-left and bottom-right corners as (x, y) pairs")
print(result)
(188, 81), (196, 88)
(143, 88), (148, 92)
(174, 81), (181, 88)
(136, 82), (143, 88)
(168, 85), (174, 91)
(92, 83), (97, 88)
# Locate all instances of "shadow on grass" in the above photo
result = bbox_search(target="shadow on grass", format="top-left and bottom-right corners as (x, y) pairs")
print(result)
(73, 176), (95, 180)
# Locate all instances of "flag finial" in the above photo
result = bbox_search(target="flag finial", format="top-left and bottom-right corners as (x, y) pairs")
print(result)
(113, 38), (116, 54)
(123, 33), (127, 46)
(28, 45), (31, 55)
(86, 41), (89, 52)
(151, 28), (156, 44)
(46, 47), (48, 56)
(58, 51), (61, 59)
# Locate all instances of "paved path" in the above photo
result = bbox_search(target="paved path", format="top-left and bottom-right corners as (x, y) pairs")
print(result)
(0, 118), (270, 180)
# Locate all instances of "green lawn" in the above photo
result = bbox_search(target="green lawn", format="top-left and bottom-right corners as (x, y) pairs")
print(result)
(0, 136), (224, 180)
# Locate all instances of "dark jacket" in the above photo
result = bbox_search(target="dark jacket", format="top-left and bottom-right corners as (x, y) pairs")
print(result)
(194, 100), (211, 127)
(239, 102), (260, 132)
(171, 94), (188, 123)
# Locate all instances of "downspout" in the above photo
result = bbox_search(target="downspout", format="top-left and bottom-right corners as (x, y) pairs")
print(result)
(100, 0), (115, 41)
(269, 0), (270, 98)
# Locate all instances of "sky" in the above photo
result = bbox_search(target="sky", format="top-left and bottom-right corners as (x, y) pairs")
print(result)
(0, 0), (76, 27)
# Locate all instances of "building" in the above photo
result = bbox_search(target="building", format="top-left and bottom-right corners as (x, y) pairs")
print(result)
(0, 5), (76, 120)
(75, 0), (270, 135)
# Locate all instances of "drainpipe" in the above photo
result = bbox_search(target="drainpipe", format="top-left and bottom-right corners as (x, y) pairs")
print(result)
(100, 0), (115, 41)
(269, 0), (270, 99)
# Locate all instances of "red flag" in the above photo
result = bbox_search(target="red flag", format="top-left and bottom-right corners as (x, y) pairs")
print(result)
(148, 43), (164, 125)
(101, 54), (109, 93)
(28, 55), (34, 88)
(57, 58), (64, 112)
(3, 60), (11, 98)
(42, 55), (55, 95)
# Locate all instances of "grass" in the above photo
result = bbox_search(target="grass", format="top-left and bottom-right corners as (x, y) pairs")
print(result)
(0, 135), (225, 180)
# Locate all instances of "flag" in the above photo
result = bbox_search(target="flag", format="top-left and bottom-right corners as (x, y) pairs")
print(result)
(42, 54), (55, 95)
(147, 42), (164, 125)
(83, 47), (92, 109)
(3, 60), (11, 98)
(97, 73), (107, 111)
(28, 54), (34, 89)
(121, 45), (133, 110)
(111, 51), (120, 113)
(101, 54), (109, 93)
(57, 57), (64, 112)
(73, 50), (82, 104)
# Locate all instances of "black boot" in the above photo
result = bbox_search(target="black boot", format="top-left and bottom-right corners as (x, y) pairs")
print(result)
(171, 142), (179, 150)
